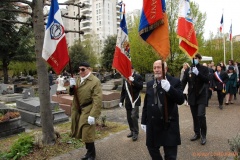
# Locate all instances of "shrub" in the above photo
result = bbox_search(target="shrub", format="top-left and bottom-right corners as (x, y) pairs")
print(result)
(228, 133), (240, 159)
(0, 134), (34, 160)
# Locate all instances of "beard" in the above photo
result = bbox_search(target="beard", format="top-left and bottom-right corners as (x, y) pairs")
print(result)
(154, 73), (162, 79)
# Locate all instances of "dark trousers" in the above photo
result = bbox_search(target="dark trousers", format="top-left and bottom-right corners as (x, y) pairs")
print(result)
(190, 104), (207, 138)
(216, 90), (225, 105)
(85, 142), (96, 158)
(147, 145), (178, 160)
(126, 106), (139, 135)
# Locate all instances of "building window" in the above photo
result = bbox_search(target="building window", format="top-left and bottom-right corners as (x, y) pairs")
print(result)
(99, 21), (101, 26)
(74, 11), (75, 16)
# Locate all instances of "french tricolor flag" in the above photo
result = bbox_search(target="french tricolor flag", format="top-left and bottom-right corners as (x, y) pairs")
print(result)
(220, 14), (223, 33)
(112, 12), (132, 79)
(42, 0), (69, 75)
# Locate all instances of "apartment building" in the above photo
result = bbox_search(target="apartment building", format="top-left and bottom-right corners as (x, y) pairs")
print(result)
(64, 0), (121, 55)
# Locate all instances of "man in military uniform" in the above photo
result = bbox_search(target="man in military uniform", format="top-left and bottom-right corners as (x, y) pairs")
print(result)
(181, 53), (209, 145)
(70, 62), (102, 160)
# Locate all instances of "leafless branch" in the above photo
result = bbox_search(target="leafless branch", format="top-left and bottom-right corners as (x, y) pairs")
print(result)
(0, 8), (32, 16)
(0, 19), (31, 26)
(1, 0), (32, 7)
(65, 30), (84, 34)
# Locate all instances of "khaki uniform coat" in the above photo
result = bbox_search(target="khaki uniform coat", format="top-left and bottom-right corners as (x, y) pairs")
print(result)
(70, 73), (102, 143)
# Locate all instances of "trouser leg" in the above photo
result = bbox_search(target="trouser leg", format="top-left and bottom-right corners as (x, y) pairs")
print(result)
(126, 109), (134, 133)
(163, 146), (178, 160)
(217, 90), (224, 105)
(190, 105), (200, 135)
(131, 106), (139, 135)
(198, 104), (207, 138)
(86, 142), (96, 158)
(147, 145), (163, 160)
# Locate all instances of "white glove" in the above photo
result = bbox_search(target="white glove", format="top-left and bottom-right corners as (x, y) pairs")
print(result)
(141, 124), (146, 132)
(192, 67), (199, 75)
(161, 79), (170, 92)
(88, 116), (95, 125)
(119, 102), (123, 108)
(69, 78), (76, 86)
(128, 76), (134, 82)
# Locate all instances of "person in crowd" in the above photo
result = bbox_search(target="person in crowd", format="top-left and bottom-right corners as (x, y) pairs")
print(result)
(70, 62), (102, 160)
(141, 60), (184, 160)
(233, 62), (239, 100)
(203, 63), (214, 107)
(181, 53), (209, 145)
(210, 64), (229, 109)
(210, 61), (216, 71)
(48, 70), (54, 87)
(220, 62), (226, 71)
(180, 62), (190, 105)
(119, 66), (143, 141)
(225, 66), (237, 105)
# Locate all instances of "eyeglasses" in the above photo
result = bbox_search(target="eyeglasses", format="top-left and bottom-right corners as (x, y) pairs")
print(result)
(79, 68), (86, 72)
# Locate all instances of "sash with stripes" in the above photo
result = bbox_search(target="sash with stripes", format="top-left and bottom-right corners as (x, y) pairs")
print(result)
(214, 72), (226, 93)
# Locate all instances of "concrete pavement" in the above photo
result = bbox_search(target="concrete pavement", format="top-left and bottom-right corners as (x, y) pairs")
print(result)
(51, 92), (240, 160)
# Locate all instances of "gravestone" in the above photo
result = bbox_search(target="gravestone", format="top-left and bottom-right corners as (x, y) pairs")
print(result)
(51, 94), (73, 116)
(145, 73), (154, 82)
(0, 84), (14, 94)
(0, 108), (25, 138)
(102, 91), (120, 109)
(16, 97), (69, 126)
(22, 88), (35, 99)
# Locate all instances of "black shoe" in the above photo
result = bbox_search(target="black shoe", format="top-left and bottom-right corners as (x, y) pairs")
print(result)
(87, 157), (95, 160)
(127, 132), (133, 138)
(219, 105), (223, 110)
(190, 134), (200, 141)
(201, 137), (206, 145)
(132, 134), (138, 141)
(81, 155), (89, 160)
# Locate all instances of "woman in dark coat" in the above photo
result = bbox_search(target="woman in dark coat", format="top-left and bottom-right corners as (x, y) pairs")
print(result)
(225, 66), (237, 104)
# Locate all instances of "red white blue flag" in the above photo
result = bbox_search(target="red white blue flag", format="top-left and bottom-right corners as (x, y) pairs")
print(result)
(177, 0), (198, 58)
(229, 23), (232, 41)
(42, 0), (69, 75)
(112, 6), (132, 79)
(138, 0), (170, 60)
(220, 14), (223, 33)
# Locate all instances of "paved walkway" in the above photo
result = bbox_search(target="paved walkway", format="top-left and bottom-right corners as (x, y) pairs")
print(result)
(51, 92), (240, 160)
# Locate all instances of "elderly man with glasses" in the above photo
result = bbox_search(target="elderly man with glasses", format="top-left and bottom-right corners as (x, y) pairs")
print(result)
(70, 62), (102, 160)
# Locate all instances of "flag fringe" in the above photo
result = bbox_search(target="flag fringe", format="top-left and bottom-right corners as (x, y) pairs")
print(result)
(139, 19), (164, 36)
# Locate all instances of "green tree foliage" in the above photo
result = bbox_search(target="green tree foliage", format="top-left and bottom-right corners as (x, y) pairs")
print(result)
(0, 2), (34, 83)
(68, 40), (89, 74)
(100, 35), (117, 71)
(81, 35), (98, 69)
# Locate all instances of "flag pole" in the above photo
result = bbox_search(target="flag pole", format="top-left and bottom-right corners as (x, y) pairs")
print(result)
(222, 10), (226, 65)
(230, 20), (233, 60)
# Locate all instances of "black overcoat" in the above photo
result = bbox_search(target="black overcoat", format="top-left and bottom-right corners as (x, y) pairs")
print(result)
(120, 72), (143, 110)
(141, 74), (184, 147)
(181, 63), (209, 105)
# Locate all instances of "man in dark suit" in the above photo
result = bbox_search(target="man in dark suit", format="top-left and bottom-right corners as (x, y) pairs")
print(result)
(181, 53), (209, 145)
(119, 66), (143, 141)
(141, 60), (184, 160)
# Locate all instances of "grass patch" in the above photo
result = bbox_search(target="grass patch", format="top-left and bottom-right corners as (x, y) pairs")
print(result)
(0, 121), (128, 160)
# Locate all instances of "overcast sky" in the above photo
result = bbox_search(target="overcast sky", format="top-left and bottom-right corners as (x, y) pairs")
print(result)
(58, 0), (240, 39)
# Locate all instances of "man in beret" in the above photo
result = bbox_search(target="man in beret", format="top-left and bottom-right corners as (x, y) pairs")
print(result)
(181, 53), (209, 145)
(70, 62), (102, 160)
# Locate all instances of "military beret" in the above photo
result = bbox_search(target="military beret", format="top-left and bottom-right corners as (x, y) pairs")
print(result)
(79, 62), (90, 67)
(228, 66), (234, 70)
